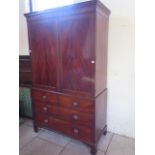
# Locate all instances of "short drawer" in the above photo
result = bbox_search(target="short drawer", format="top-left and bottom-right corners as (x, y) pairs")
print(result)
(34, 103), (93, 127)
(35, 114), (94, 143)
(59, 95), (94, 113)
(32, 89), (58, 104)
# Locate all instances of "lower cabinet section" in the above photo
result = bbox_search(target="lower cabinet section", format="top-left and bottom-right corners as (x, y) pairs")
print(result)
(32, 88), (95, 144)
(32, 88), (107, 155)
(35, 114), (94, 143)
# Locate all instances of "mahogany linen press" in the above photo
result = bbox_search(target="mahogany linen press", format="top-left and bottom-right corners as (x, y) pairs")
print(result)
(25, 0), (110, 154)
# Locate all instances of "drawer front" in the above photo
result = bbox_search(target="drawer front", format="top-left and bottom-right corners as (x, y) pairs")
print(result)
(34, 103), (93, 127)
(32, 89), (58, 104)
(59, 95), (94, 113)
(35, 114), (93, 143)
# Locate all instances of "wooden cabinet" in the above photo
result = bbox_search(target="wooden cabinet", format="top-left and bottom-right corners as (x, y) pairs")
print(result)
(25, 1), (110, 155)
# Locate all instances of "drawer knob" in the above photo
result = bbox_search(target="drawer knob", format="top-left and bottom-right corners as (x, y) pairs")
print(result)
(73, 115), (79, 120)
(42, 96), (47, 100)
(73, 102), (79, 107)
(73, 128), (79, 134)
(43, 107), (48, 111)
(44, 119), (48, 123)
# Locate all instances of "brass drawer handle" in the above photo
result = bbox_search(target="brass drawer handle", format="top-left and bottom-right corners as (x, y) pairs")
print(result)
(73, 128), (79, 134)
(72, 102), (79, 107)
(44, 119), (48, 123)
(43, 107), (48, 111)
(42, 95), (47, 100)
(73, 115), (79, 120)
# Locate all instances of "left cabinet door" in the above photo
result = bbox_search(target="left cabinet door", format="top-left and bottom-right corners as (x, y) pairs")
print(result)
(28, 20), (58, 90)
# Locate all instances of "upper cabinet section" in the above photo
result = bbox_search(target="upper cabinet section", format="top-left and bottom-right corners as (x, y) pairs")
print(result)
(25, 0), (110, 97)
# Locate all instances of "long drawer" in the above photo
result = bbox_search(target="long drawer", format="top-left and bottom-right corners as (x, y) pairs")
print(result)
(35, 114), (94, 143)
(34, 102), (93, 127)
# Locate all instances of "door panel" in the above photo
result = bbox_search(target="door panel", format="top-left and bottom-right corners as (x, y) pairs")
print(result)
(29, 20), (58, 89)
(59, 15), (95, 93)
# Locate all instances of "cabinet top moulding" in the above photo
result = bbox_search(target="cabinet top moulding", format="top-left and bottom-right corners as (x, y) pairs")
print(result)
(24, 0), (110, 19)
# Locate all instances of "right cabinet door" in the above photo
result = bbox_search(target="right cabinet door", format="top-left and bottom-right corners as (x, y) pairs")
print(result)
(59, 14), (95, 94)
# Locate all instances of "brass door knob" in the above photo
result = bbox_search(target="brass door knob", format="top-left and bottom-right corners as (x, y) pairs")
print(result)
(44, 119), (48, 123)
(73, 128), (79, 134)
(72, 102), (79, 107)
(43, 107), (48, 111)
(73, 115), (79, 120)
(42, 95), (47, 100)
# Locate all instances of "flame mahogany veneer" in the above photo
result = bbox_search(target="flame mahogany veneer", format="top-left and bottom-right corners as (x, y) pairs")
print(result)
(25, 1), (110, 154)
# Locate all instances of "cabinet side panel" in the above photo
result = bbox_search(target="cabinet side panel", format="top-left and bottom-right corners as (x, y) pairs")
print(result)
(95, 12), (109, 96)
(95, 89), (107, 142)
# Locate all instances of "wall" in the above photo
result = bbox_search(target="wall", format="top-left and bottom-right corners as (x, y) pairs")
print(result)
(100, 0), (135, 138)
(19, 0), (135, 138)
(19, 0), (29, 55)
